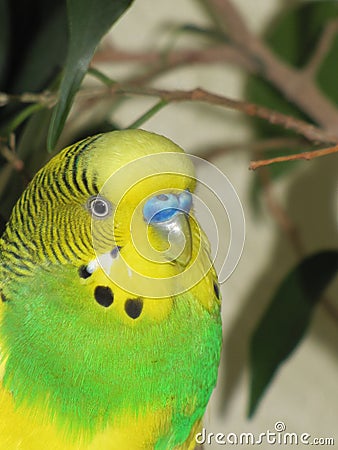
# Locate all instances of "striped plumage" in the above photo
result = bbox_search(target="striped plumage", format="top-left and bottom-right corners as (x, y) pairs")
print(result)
(0, 130), (222, 449)
(1, 135), (101, 278)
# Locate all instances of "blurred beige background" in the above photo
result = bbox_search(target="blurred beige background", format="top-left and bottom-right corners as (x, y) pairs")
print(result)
(94, 0), (337, 447)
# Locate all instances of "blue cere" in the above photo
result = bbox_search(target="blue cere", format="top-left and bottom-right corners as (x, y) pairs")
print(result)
(143, 190), (192, 224)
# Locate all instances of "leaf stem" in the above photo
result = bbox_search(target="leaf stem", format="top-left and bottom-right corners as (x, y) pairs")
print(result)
(127, 100), (168, 129)
(6, 103), (45, 134)
(88, 67), (116, 87)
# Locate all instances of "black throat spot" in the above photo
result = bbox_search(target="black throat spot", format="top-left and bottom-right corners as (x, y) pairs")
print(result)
(94, 286), (114, 307)
(124, 298), (143, 319)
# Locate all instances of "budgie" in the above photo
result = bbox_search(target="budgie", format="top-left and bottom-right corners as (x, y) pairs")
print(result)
(0, 129), (222, 450)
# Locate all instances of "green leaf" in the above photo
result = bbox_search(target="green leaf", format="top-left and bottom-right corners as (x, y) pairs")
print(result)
(1, 0), (67, 94)
(47, 0), (134, 151)
(0, 1), (67, 143)
(0, 0), (9, 86)
(248, 250), (338, 418)
(12, 5), (68, 94)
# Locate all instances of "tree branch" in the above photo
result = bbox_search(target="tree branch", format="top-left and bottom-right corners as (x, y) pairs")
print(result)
(249, 144), (338, 170)
(303, 18), (338, 78)
(93, 44), (259, 75)
(2, 85), (338, 145)
(205, 0), (338, 136)
(108, 85), (338, 144)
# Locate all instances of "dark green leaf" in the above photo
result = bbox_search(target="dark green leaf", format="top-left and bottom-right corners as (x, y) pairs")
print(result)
(47, 0), (134, 151)
(0, 0), (9, 86)
(248, 250), (338, 417)
(12, 5), (67, 94)
(0, 0), (67, 142)
(1, 0), (66, 93)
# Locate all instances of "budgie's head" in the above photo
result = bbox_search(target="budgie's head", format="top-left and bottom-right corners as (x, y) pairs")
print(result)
(3, 129), (206, 297)
(82, 129), (195, 254)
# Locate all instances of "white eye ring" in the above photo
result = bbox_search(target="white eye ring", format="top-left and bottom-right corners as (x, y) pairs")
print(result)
(88, 196), (112, 219)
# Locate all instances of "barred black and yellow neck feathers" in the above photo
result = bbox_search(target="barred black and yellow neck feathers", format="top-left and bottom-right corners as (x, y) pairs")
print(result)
(0, 135), (102, 279)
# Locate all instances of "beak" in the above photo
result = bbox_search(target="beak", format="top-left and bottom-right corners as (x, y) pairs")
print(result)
(143, 191), (192, 267)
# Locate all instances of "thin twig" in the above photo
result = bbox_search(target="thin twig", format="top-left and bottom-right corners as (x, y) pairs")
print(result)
(0, 136), (31, 183)
(303, 18), (338, 78)
(0, 91), (55, 108)
(229, 137), (306, 152)
(0, 136), (24, 172)
(322, 298), (338, 322)
(92, 44), (259, 78)
(249, 144), (338, 170)
(0, 146), (24, 171)
(199, 137), (307, 160)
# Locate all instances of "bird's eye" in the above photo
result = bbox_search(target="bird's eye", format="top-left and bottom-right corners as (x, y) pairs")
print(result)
(87, 196), (112, 219)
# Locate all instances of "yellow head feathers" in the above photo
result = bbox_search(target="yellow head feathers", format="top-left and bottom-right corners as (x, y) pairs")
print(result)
(1, 130), (197, 280)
